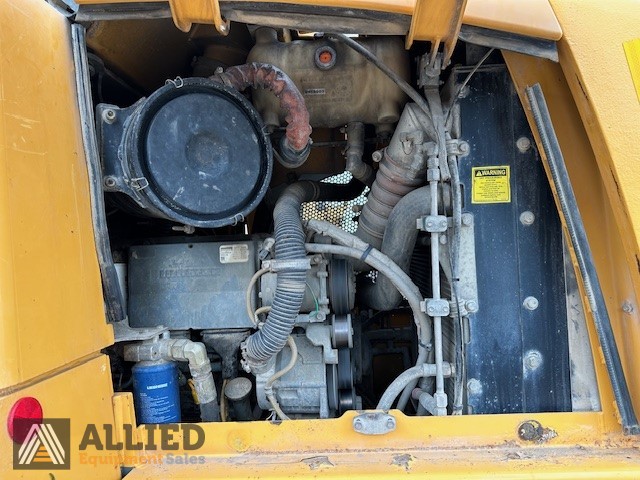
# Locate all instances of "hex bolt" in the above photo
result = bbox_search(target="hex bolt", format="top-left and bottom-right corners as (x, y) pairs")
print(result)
(524, 350), (543, 371)
(465, 300), (479, 313)
(622, 301), (634, 314)
(467, 378), (482, 395)
(523, 296), (539, 311)
(372, 150), (383, 163)
(103, 176), (117, 188)
(461, 213), (473, 226)
(458, 142), (470, 155)
(520, 211), (535, 226)
(102, 109), (116, 124)
(439, 234), (447, 245)
(518, 421), (541, 441)
(516, 137), (532, 153)
(386, 418), (395, 430)
(353, 419), (363, 431)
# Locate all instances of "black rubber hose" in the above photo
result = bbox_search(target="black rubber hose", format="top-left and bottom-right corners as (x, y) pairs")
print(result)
(359, 185), (433, 310)
(243, 181), (347, 368)
(199, 400), (221, 422)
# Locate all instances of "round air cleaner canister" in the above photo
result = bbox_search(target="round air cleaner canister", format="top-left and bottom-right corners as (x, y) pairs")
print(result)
(123, 77), (272, 228)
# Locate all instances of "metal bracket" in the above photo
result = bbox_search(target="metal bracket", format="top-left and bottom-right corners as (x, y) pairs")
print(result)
(305, 324), (338, 365)
(261, 258), (312, 272)
(352, 412), (396, 435)
(446, 139), (470, 157)
(421, 298), (450, 317)
(167, 0), (230, 35)
(129, 177), (149, 192)
(417, 215), (448, 233)
(113, 319), (168, 343)
(409, 0), (466, 66)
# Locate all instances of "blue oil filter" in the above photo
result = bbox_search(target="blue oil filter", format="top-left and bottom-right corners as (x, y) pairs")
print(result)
(132, 360), (181, 423)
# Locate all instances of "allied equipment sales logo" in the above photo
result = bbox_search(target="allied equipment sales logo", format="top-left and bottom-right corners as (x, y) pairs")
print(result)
(12, 420), (205, 470)
(13, 419), (70, 470)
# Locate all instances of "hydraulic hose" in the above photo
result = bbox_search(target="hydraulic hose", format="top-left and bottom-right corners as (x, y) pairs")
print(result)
(377, 362), (453, 411)
(214, 62), (312, 167)
(304, 220), (432, 406)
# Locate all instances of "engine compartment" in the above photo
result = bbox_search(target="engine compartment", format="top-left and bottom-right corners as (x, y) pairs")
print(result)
(86, 19), (600, 423)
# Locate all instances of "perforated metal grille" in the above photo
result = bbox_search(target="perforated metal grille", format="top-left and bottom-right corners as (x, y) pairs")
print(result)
(301, 171), (369, 233)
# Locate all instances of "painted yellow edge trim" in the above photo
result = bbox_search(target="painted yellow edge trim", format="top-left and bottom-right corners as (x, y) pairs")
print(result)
(73, 0), (563, 41)
(110, 392), (640, 478)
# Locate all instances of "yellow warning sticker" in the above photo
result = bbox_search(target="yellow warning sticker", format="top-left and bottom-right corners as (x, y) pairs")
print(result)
(471, 165), (511, 204)
(623, 38), (640, 103)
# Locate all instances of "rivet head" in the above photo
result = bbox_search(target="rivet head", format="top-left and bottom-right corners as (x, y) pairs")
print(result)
(354, 419), (363, 431)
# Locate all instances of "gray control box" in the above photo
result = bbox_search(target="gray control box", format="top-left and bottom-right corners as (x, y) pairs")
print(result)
(128, 240), (259, 330)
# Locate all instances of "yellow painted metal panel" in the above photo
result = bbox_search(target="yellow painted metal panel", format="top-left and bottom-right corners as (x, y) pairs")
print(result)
(119, 446), (640, 479)
(74, 0), (562, 41)
(111, 409), (640, 477)
(502, 51), (637, 427)
(542, 0), (640, 414)
(0, 355), (120, 479)
(0, 0), (113, 388)
(464, 0), (562, 40)
(405, 0), (466, 60)
(623, 38), (640, 103)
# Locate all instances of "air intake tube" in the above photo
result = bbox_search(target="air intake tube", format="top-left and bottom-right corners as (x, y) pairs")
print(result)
(213, 62), (312, 168)
(359, 185), (446, 310)
(353, 104), (432, 268)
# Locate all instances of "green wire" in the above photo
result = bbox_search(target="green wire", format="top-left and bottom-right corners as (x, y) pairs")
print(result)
(306, 282), (320, 318)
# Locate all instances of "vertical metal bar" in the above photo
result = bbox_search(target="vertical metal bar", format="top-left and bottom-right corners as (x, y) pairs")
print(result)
(429, 157), (447, 416)
(525, 83), (639, 434)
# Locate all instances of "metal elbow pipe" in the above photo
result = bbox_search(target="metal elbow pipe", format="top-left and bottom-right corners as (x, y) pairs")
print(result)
(215, 62), (312, 167)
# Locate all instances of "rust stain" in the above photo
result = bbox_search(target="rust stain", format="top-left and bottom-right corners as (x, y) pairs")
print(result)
(391, 453), (414, 472)
(301, 455), (334, 470)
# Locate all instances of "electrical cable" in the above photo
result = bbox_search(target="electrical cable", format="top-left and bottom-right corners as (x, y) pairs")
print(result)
(329, 33), (438, 140)
(265, 335), (298, 420)
(245, 267), (270, 325)
(444, 48), (495, 127)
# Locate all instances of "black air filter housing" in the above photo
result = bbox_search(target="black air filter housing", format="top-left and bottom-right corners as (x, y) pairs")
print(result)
(97, 77), (272, 228)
